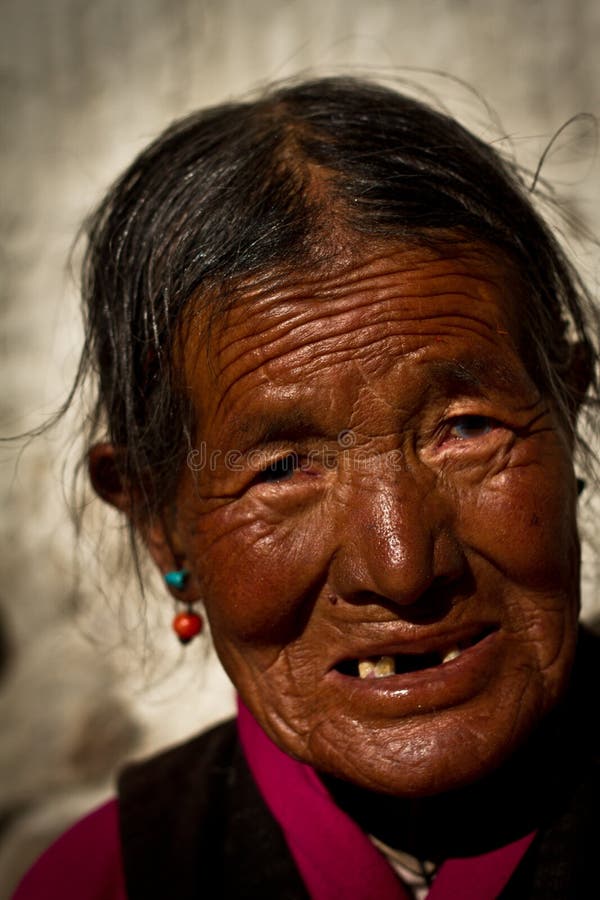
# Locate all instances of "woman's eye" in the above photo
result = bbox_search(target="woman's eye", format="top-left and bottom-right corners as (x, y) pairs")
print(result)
(255, 453), (299, 483)
(448, 415), (494, 440)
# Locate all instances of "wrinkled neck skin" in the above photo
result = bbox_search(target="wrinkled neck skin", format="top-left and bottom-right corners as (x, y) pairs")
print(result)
(325, 629), (591, 861)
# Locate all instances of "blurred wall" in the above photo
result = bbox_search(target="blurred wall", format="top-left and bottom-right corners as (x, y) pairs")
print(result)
(1, 0), (599, 894)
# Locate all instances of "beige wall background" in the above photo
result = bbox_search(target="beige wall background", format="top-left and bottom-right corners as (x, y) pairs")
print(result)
(1, 0), (599, 894)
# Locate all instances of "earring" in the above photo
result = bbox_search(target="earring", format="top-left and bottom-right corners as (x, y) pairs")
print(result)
(172, 607), (204, 644)
(164, 569), (204, 645)
(164, 569), (189, 590)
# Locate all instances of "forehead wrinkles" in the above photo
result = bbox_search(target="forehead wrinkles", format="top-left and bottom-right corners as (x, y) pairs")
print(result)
(215, 250), (510, 361)
(201, 252), (517, 413)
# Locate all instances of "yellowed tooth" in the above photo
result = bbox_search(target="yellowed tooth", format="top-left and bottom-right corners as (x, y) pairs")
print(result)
(358, 655), (396, 679)
(358, 659), (375, 679)
(442, 647), (461, 664)
(375, 655), (395, 677)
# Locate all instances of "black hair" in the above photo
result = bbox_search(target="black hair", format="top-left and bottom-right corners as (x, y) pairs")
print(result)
(78, 75), (598, 526)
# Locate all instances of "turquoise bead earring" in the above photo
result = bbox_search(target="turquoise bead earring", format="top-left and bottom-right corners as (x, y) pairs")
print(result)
(164, 569), (189, 591)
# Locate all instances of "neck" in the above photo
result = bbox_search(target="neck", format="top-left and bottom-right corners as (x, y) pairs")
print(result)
(324, 749), (541, 859)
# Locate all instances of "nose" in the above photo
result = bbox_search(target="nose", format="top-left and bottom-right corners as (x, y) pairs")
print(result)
(329, 473), (465, 609)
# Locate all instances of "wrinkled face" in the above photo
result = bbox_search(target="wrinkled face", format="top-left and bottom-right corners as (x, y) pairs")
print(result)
(172, 242), (580, 796)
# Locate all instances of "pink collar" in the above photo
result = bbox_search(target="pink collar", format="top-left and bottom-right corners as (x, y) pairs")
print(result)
(237, 700), (536, 899)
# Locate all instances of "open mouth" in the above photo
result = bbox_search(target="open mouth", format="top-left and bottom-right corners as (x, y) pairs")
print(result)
(334, 627), (496, 679)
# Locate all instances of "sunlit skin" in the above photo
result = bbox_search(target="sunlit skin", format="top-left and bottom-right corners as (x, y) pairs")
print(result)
(155, 242), (581, 798)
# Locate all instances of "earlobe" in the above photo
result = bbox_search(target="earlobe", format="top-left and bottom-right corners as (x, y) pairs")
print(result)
(143, 514), (184, 574)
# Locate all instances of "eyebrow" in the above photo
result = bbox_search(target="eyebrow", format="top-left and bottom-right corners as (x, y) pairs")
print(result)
(424, 357), (526, 396)
(227, 408), (327, 449)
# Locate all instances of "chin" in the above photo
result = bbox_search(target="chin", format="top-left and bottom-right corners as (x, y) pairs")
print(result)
(291, 687), (568, 799)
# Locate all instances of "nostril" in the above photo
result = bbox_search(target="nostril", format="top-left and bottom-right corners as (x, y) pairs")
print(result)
(328, 517), (469, 614)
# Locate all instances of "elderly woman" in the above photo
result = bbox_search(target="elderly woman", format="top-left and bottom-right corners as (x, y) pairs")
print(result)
(14, 77), (599, 899)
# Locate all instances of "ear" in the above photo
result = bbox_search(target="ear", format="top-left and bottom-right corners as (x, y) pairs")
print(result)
(88, 443), (198, 594)
(566, 340), (593, 414)
(88, 443), (131, 512)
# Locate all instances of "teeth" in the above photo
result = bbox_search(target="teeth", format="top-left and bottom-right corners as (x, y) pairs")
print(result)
(358, 655), (396, 679)
(355, 647), (462, 678)
(442, 646), (461, 664)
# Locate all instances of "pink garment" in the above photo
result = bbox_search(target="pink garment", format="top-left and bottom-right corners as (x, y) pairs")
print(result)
(237, 700), (537, 900)
(11, 800), (126, 900)
(428, 838), (536, 900)
(237, 700), (408, 899)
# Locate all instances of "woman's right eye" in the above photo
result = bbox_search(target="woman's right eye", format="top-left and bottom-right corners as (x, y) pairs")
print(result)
(254, 453), (299, 484)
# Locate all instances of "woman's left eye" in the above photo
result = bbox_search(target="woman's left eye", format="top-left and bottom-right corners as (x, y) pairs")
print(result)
(448, 415), (495, 440)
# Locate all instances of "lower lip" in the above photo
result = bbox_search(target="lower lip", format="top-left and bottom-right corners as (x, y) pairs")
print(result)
(326, 629), (503, 718)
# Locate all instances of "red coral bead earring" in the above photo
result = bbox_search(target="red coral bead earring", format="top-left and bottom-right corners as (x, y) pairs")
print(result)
(172, 608), (204, 644)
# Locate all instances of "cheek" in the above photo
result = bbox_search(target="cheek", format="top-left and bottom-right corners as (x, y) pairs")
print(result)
(191, 499), (333, 643)
(458, 455), (579, 592)
(455, 456), (580, 688)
